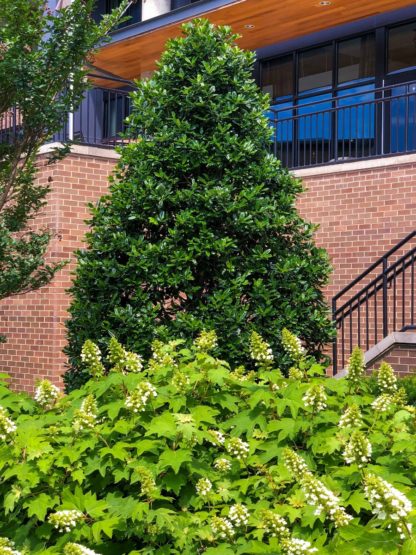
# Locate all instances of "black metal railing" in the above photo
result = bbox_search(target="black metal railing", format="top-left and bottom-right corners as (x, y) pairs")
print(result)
(269, 81), (416, 169)
(0, 87), (133, 149)
(332, 231), (416, 373)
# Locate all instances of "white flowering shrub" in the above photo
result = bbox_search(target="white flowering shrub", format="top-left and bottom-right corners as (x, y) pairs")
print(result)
(0, 335), (416, 554)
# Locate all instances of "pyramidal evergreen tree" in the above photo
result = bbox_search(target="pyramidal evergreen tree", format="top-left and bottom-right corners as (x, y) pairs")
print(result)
(64, 19), (333, 390)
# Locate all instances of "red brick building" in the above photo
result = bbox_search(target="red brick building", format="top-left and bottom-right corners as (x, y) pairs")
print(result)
(2, 0), (416, 389)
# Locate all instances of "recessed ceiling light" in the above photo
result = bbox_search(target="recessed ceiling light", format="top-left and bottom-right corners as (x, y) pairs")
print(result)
(244, 24), (255, 29)
(319, 1), (332, 5)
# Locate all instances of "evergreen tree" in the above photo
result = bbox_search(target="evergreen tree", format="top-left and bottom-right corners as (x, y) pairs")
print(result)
(64, 19), (333, 390)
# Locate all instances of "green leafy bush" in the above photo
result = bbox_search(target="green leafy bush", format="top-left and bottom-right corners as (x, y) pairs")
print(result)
(64, 19), (333, 391)
(1, 332), (416, 553)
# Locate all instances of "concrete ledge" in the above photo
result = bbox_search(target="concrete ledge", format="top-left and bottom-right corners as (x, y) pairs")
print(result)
(294, 153), (416, 178)
(38, 142), (120, 160)
(335, 331), (416, 378)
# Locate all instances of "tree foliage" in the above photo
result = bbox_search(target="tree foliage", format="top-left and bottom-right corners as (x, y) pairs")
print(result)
(0, 0), (128, 307)
(1, 332), (416, 553)
(64, 19), (333, 390)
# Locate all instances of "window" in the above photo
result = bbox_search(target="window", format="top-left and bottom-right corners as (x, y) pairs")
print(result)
(298, 45), (332, 93)
(338, 34), (375, 84)
(388, 22), (416, 73)
(261, 55), (293, 100)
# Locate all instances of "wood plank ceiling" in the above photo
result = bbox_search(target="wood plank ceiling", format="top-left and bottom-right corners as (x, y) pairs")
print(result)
(92, 0), (415, 83)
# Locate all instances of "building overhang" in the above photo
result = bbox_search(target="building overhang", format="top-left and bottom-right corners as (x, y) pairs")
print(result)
(92, 0), (416, 83)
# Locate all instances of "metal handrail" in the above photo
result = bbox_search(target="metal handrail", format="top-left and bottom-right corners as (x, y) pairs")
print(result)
(332, 231), (416, 373)
(269, 80), (416, 116)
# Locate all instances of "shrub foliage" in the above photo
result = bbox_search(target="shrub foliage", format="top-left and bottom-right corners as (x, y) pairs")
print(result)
(1, 332), (416, 553)
(64, 19), (333, 390)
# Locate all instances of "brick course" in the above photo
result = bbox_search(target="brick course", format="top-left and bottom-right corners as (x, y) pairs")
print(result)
(2, 151), (416, 390)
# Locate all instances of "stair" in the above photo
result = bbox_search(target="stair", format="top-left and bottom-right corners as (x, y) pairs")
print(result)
(332, 231), (416, 374)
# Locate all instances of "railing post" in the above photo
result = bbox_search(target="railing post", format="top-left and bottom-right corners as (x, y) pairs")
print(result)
(332, 297), (338, 375)
(382, 256), (388, 338)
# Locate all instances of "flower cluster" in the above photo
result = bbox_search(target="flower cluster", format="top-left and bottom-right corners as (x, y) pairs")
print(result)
(228, 504), (249, 527)
(364, 474), (412, 539)
(196, 477), (212, 497)
(214, 458), (232, 472)
(125, 381), (157, 413)
(0, 538), (22, 555)
(207, 429), (225, 445)
(377, 362), (397, 394)
(284, 449), (352, 527)
(81, 340), (105, 379)
(281, 328), (305, 362)
(107, 336), (127, 370)
(138, 467), (157, 498)
(288, 366), (304, 381)
(171, 370), (190, 392)
(211, 516), (235, 540)
(371, 393), (392, 412)
(249, 331), (274, 365)
(261, 511), (317, 554)
(0, 407), (16, 440)
(338, 405), (362, 428)
(346, 347), (365, 386)
(195, 330), (218, 352)
(34, 379), (60, 409)
(107, 337), (143, 374)
(73, 395), (98, 433)
(64, 544), (99, 555)
(48, 510), (84, 533)
(393, 387), (408, 406)
(149, 340), (177, 370)
(302, 384), (327, 412)
(124, 351), (143, 373)
(342, 431), (372, 467)
(230, 365), (255, 382)
(226, 437), (250, 461)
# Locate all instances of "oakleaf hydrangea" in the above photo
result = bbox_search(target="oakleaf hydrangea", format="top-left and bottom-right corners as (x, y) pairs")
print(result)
(281, 328), (305, 362)
(342, 431), (371, 467)
(302, 384), (327, 412)
(149, 340), (177, 370)
(64, 544), (99, 555)
(346, 347), (365, 386)
(249, 331), (274, 366)
(364, 474), (412, 539)
(338, 405), (362, 428)
(195, 330), (218, 352)
(226, 437), (250, 461)
(284, 449), (352, 527)
(207, 429), (225, 445)
(0, 538), (22, 555)
(81, 340), (105, 379)
(214, 458), (232, 472)
(228, 504), (249, 526)
(261, 511), (318, 554)
(196, 477), (212, 497)
(73, 395), (98, 432)
(138, 467), (158, 498)
(211, 516), (235, 540)
(48, 510), (84, 533)
(0, 407), (16, 440)
(377, 362), (397, 394)
(372, 393), (392, 412)
(125, 382), (157, 413)
(124, 351), (143, 373)
(34, 379), (60, 409)
(288, 366), (304, 380)
(171, 370), (190, 392)
(107, 336), (127, 370)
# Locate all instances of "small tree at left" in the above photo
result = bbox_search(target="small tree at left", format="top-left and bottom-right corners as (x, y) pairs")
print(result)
(0, 0), (128, 312)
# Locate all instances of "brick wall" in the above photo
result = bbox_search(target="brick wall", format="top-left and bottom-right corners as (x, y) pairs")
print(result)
(0, 148), (117, 391)
(368, 345), (416, 377)
(297, 157), (416, 300)
(2, 150), (416, 390)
